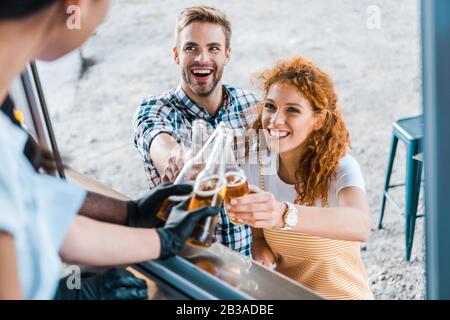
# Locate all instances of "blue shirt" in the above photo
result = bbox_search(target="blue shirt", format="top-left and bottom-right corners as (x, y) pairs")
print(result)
(0, 113), (86, 299)
(133, 84), (259, 257)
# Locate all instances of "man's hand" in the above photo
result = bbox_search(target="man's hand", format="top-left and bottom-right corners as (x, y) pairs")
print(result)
(161, 147), (190, 183)
(127, 183), (193, 228)
(149, 134), (182, 182)
(55, 268), (148, 300)
(156, 199), (220, 259)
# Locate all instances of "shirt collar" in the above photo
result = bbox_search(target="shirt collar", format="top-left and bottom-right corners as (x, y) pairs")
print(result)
(174, 83), (233, 121)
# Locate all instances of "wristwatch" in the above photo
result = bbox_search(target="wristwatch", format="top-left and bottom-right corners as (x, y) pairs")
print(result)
(279, 201), (298, 230)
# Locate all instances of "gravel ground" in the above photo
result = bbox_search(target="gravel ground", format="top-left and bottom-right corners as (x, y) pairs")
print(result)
(37, 0), (424, 299)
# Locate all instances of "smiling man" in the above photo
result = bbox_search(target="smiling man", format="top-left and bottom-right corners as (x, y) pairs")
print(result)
(133, 5), (259, 257)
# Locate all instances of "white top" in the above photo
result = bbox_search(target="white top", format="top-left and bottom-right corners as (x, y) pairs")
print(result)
(0, 113), (86, 299)
(241, 153), (365, 207)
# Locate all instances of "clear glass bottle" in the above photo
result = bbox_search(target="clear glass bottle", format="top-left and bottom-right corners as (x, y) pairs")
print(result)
(156, 119), (209, 222)
(222, 128), (250, 225)
(190, 119), (208, 160)
(187, 124), (230, 248)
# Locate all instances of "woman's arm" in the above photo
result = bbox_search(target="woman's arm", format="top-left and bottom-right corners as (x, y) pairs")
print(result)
(293, 187), (371, 242)
(228, 186), (371, 242)
(59, 216), (161, 266)
(0, 232), (22, 299)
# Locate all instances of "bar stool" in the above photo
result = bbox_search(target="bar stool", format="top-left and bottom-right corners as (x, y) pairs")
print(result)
(378, 115), (424, 261)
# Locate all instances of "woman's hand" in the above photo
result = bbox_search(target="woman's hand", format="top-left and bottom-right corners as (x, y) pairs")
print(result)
(252, 238), (278, 270)
(255, 253), (278, 270)
(226, 185), (287, 229)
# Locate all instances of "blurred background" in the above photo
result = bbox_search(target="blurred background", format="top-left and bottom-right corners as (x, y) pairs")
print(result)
(36, 0), (423, 299)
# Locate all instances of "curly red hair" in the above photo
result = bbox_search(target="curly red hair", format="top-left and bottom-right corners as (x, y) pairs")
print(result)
(254, 56), (350, 206)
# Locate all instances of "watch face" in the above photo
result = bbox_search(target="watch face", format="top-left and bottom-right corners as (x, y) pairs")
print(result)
(284, 203), (298, 227)
(286, 211), (298, 227)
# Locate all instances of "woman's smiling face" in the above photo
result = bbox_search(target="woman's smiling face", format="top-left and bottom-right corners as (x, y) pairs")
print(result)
(261, 82), (319, 155)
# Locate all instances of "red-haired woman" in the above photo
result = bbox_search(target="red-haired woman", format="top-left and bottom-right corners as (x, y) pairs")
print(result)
(228, 56), (373, 300)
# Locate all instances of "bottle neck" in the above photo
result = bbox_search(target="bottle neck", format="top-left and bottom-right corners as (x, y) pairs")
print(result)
(191, 121), (207, 157)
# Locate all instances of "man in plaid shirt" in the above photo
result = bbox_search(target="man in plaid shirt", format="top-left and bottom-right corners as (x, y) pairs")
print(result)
(133, 6), (259, 257)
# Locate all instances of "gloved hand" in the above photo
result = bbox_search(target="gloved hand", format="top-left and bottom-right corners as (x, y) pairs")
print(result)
(23, 134), (57, 174)
(127, 183), (193, 228)
(54, 268), (148, 300)
(157, 199), (220, 260)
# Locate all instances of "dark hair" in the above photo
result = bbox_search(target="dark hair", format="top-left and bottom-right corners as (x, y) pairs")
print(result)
(0, 0), (58, 20)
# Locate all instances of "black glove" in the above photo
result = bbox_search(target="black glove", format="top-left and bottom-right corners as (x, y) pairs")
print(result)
(23, 135), (57, 174)
(157, 199), (220, 260)
(127, 183), (193, 228)
(54, 268), (148, 300)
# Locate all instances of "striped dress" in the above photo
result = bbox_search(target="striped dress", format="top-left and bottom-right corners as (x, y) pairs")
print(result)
(262, 229), (373, 300)
(242, 154), (374, 300)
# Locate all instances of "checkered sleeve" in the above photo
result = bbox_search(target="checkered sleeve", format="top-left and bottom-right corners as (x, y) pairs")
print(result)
(243, 94), (260, 129)
(215, 207), (253, 257)
(225, 86), (260, 130)
(133, 96), (182, 177)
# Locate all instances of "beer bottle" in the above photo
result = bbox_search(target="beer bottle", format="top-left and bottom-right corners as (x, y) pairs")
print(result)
(187, 124), (230, 248)
(222, 128), (250, 225)
(156, 119), (209, 222)
(190, 119), (208, 161)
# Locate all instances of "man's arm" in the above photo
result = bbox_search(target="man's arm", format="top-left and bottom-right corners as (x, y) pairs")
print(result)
(78, 192), (128, 225)
(134, 97), (185, 184)
(78, 183), (194, 228)
(150, 133), (184, 182)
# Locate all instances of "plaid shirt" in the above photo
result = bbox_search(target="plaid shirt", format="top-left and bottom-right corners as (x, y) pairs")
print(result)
(133, 84), (259, 257)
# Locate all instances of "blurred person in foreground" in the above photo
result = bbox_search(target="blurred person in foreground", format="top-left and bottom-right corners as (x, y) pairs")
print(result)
(0, 0), (218, 300)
